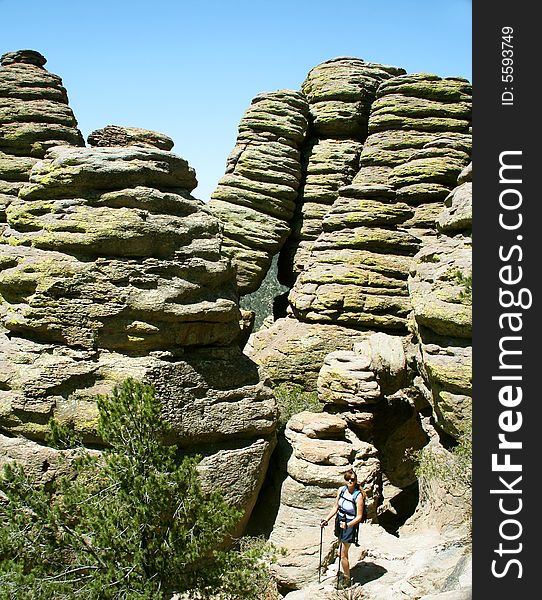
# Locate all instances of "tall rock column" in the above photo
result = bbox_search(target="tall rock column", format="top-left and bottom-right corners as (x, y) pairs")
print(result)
(0, 49), (84, 234)
(208, 90), (309, 294)
(279, 57), (406, 285)
(288, 73), (471, 332)
(248, 67), (472, 579)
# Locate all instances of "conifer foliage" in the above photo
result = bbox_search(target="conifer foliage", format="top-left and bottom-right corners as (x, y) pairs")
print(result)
(0, 379), (272, 599)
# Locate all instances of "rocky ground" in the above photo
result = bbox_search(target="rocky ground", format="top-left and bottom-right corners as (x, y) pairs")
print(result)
(282, 523), (471, 600)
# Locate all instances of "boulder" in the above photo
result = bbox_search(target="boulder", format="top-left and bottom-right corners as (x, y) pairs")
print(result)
(246, 316), (370, 390)
(0, 146), (238, 350)
(318, 350), (381, 407)
(0, 119), (278, 530)
(301, 57), (405, 140)
(0, 433), (89, 487)
(437, 181), (472, 233)
(87, 124), (174, 150)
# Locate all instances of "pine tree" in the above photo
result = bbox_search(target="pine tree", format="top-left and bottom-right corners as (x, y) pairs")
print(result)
(0, 379), (273, 599)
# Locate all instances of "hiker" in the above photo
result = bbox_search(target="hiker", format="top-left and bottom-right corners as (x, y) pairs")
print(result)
(320, 469), (365, 586)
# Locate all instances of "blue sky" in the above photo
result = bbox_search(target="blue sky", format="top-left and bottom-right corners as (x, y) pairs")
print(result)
(1, 0), (471, 202)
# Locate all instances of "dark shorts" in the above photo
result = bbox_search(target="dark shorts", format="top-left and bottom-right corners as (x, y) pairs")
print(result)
(334, 515), (358, 544)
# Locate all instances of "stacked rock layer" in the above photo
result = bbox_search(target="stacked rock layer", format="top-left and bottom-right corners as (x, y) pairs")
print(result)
(246, 61), (472, 591)
(360, 74), (472, 236)
(409, 163), (472, 439)
(279, 58), (406, 285)
(270, 410), (381, 590)
(0, 50), (84, 238)
(287, 73), (471, 332)
(208, 90), (309, 294)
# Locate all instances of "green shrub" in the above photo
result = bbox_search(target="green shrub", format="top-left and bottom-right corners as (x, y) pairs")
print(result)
(459, 273), (472, 304)
(273, 383), (322, 429)
(44, 417), (82, 449)
(424, 252), (441, 263)
(412, 421), (472, 491)
(449, 268), (472, 305)
(0, 379), (275, 599)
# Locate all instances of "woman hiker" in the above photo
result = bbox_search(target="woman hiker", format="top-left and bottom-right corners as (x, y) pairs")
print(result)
(320, 469), (366, 587)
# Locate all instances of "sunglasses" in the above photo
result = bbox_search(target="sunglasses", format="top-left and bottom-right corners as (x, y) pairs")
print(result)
(346, 478), (357, 482)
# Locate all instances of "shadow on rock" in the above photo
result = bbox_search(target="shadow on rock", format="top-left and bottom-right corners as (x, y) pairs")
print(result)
(351, 561), (387, 586)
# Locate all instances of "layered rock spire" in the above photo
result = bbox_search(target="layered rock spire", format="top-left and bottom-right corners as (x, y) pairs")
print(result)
(208, 90), (309, 294)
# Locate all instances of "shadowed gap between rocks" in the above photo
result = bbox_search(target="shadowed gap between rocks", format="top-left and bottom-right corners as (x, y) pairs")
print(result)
(244, 431), (292, 538)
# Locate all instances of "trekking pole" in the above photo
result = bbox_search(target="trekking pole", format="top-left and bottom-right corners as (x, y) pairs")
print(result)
(318, 523), (324, 583)
(337, 537), (342, 590)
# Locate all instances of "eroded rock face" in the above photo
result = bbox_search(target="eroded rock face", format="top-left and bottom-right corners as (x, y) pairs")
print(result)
(368, 75), (471, 240)
(279, 138), (363, 284)
(267, 332), (431, 590)
(246, 316), (370, 390)
(208, 90), (309, 294)
(1, 50), (472, 595)
(0, 138), (278, 489)
(288, 182), (418, 330)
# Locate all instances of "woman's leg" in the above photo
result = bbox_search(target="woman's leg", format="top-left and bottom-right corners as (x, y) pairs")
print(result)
(340, 542), (351, 580)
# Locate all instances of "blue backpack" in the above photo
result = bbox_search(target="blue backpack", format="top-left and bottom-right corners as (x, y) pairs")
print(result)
(338, 486), (367, 523)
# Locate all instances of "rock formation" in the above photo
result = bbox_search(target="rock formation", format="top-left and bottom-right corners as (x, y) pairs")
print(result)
(1, 49), (472, 599)
(0, 57), (279, 532)
(408, 162), (472, 439)
(287, 73), (471, 333)
(0, 49), (84, 240)
(245, 62), (472, 596)
(278, 58), (406, 284)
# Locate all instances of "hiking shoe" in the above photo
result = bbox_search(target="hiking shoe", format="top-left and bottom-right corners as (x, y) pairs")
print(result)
(337, 573), (351, 589)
